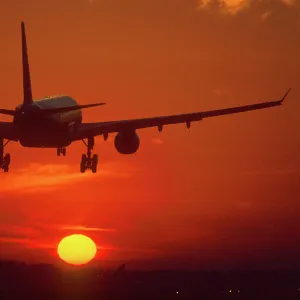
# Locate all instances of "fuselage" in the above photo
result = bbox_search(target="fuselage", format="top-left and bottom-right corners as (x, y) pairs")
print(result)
(14, 96), (82, 148)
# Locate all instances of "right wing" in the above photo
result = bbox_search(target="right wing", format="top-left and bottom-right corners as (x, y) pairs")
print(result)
(0, 122), (18, 141)
(72, 89), (291, 141)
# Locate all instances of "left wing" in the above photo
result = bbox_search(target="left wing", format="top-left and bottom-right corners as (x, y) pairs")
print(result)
(0, 122), (18, 141)
(72, 89), (290, 141)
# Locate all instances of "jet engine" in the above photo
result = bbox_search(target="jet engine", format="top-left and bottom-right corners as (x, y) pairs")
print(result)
(114, 131), (140, 154)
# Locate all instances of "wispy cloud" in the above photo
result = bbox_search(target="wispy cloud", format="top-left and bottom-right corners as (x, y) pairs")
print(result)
(0, 237), (33, 245)
(0, 222), (115, 250)
(0, 225), (39, 239)
(0, 163), (93, 193)
(59, 225), (116, 232)
(197, 0), (299, 15)
(0, 162), (133, 193)
(281, 0), (297, 7)
(197, 0), (252, 14)
(152, 138), (164, 145)
(260, 10), (273, 21)
(0, 224), (39, 247)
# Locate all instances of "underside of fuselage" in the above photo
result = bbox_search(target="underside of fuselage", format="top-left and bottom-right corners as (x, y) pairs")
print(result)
(18, 126), (73, 148)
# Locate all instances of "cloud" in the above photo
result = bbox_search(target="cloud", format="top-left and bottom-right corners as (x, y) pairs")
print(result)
(261, 10), (273, 21)
(0, 224), (40, 247)
(281, 0), (296, 6)
(59, 225), (116, 232)
(0, 162), (132, 193)
(197, 0), (254, 14)
(152, 138), (164, 145)
(0, 163), (93, 193)
(0, 237), (33, 245)
(0, 225), (39, 239)
(197, 0), (299, 15)
(0, 222), (115, 251)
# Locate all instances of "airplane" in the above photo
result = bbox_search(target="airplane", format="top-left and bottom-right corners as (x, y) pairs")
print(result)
(0, 22), (291, 173)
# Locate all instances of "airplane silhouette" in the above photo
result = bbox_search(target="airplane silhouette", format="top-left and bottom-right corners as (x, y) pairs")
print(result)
(0, 22), (291, 173)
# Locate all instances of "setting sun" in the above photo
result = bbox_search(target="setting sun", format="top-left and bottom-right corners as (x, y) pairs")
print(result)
(57, 234), (97, 265)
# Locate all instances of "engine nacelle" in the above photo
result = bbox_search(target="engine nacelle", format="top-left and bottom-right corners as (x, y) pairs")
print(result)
(114, 131), (140, 154)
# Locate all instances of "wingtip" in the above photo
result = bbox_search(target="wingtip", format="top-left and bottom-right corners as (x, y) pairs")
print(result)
(280, 88), (291, 103)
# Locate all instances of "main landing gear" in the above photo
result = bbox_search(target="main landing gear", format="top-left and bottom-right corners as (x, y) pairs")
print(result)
(80, 137), (98, 173)
(57, 147), (66, 156)
(0, 138), (11, 172)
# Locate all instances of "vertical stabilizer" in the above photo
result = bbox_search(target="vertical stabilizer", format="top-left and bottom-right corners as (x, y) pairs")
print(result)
(21, 22), (33, 106)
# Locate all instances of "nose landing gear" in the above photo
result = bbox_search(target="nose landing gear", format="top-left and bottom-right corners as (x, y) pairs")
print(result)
(57, 147), (66, 156)
(0, 139), (11, 172)
(80, 137), (98, 173)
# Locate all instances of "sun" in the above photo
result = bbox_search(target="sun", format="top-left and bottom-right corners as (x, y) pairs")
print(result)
(57, 234), (97, 265)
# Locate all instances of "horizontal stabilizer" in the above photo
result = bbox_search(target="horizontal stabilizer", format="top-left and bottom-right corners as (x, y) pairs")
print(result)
(0, 109), (16, 116)
(0, 103), (105, 117)
(38, 103), (106, 115)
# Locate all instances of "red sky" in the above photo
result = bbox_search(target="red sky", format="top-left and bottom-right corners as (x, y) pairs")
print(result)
(0, 0), (300, 270)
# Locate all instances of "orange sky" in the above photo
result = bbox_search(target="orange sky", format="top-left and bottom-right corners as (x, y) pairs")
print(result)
(1, 0), (300, 270)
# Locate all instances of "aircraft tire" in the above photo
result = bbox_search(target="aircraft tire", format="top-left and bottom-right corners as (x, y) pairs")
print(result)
(4, 154), (10, 165)
(91, 162), (97, 173)
(80, 164), (86, 173)
(91, 154), (98, 173)
(3, 162), (9, 172)
(80, 154), (87, 173)
(92, 154), (98, 164)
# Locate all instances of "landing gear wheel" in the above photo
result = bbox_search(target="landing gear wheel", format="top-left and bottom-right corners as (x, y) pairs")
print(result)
(92, 154), (98, 164)
(80, 137), (98, 173)
(3, 155), (9, 172)
(57, 147), (66, 156)
(91, 154), (98, 173)
(80, 154), (87, 173)
(3, 164), (9, 172)
(0, 139), (11, 172)
(4, 153), (10, 166)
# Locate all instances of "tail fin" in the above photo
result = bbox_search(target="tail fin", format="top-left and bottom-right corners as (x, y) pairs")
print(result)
(21, 22), (33, 106)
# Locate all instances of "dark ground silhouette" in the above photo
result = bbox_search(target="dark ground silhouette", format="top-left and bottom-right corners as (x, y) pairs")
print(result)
(1, 260), (300, 299)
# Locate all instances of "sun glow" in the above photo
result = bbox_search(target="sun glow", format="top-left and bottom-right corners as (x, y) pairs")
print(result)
(57, 234), (97, 265)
